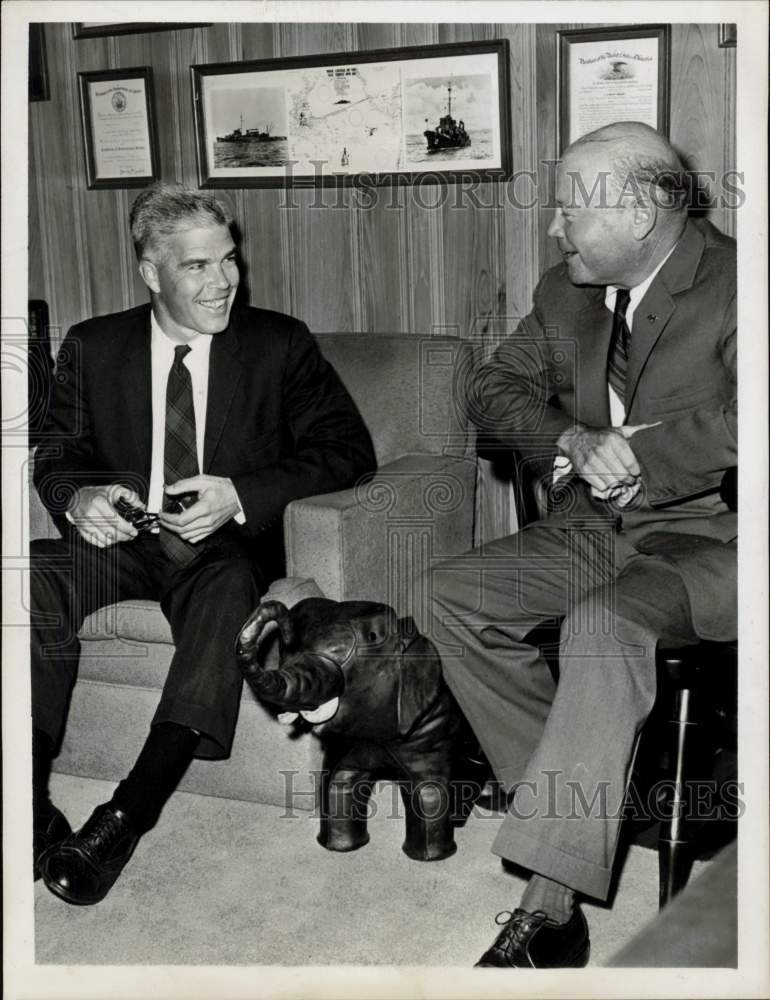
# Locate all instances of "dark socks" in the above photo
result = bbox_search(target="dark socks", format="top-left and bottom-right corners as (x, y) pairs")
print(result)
(520, 874), (575, 925)
(110, 722), (199, 834)
(33, 726), (56, 822)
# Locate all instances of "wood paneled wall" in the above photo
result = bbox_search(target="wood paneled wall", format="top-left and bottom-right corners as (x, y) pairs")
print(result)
(29, 21), (533, 350)
(28, 20), (736, 540)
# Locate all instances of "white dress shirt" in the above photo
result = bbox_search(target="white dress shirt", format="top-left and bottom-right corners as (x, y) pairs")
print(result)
(148, 313), (212, 513)
(147, 313), (245, 524)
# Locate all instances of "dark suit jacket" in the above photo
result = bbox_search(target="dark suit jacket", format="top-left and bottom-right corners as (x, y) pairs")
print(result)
(471, 217), (737, 640)
(34, 303), (376, 575)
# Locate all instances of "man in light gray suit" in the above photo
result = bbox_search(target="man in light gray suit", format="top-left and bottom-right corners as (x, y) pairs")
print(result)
(429, 122), (736, 967)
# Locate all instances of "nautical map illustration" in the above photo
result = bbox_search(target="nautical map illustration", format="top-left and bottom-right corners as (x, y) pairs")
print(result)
(289, 64), (403, 172)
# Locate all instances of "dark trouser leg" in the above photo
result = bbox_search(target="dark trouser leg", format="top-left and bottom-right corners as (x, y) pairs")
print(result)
(30, 534), (157, 747)
(491, 556), (698, 900)
(154, 531), (264, 759)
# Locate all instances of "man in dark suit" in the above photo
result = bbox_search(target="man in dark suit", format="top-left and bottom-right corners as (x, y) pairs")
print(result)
(32, 183), (375, 905)
(428, 122), (736, 966)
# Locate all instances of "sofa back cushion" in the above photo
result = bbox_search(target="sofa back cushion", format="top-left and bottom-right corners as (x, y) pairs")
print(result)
(314, 334), (473, 467)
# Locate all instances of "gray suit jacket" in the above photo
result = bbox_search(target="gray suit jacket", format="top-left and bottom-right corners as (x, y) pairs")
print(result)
(471, 217), (736, 639)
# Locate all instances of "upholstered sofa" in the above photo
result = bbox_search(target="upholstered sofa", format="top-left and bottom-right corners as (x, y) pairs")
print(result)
(30, 333), (477, 808)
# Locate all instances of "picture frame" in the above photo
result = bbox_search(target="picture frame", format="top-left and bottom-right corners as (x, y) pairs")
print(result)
(558, 25), (671, 152)
(717, 23), (737, 48)
(73, 23), (209, 39)
(77, 67), (160, 189)
(190, 39), (511, 188)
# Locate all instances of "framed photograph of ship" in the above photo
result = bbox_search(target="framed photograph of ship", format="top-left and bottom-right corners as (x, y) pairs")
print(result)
(191, 40), (510, 187)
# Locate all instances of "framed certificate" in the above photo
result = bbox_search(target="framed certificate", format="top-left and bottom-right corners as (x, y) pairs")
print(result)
(77, 67), (160, 189)
(558, 25), (671, 152)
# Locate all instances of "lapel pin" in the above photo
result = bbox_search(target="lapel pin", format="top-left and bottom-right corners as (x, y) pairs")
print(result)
(647, 313), (657, 323)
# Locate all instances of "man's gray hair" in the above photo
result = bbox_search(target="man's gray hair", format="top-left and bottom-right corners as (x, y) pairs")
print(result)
(571, 122), (689, 211)
(129, 183), (233, 261)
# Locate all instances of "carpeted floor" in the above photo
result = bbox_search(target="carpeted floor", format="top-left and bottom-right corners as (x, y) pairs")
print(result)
(34, 772), (711, 968)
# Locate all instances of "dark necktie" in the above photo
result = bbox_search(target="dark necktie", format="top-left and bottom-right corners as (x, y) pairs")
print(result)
(160, 345), (200, 566)
(607, 288), (632, 403)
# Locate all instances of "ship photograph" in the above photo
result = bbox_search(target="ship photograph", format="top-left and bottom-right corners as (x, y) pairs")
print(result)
(404, 72), (495, 166)
(210, 86), (289, 168)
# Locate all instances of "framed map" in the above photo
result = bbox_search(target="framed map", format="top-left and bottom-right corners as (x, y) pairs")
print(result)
(190, 40), (510, 187)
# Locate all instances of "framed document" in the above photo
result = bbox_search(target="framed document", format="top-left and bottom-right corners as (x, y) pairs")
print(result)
(558, 25), (671, 152)
(191, 39), (510, 188)
(77, 67), (159, 189)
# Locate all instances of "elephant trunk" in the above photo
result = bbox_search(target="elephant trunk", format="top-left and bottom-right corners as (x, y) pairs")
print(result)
(236, 601), (294, 678)
(237, 602), (344, 711)
(254, 652), (344, 711)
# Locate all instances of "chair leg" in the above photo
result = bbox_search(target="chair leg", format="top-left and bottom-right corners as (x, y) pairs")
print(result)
(658, 686), (698, 908)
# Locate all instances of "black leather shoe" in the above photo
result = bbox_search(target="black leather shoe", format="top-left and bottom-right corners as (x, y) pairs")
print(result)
(476, 906), (590, 968)
(33, 807), (72, 880)
(40, 803), (140, 905)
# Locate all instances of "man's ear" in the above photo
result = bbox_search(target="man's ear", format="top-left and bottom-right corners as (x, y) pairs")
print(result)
(632, 200), (657, 241)
(138, 258), (161, 294)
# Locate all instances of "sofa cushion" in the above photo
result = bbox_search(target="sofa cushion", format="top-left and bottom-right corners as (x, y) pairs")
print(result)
(78, 575), (324, 646)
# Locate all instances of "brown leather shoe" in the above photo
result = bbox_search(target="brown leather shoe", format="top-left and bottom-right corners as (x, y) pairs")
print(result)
(40, 803), (139, 905)
(476, 905), (590, 968)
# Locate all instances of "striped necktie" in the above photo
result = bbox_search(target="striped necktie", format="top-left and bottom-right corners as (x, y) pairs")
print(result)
(607, 288), (632, 404)
(160, 345), (200, 566)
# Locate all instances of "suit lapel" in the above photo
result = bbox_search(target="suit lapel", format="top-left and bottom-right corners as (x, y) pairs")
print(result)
(117, 309), (152, 482)
(203, 315), (244, 471)
(625, 287), (675, 412)
(625, 220), (705, 413)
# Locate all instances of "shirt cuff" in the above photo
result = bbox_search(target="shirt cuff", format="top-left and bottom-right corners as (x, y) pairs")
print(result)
(233, 494), (247, 525)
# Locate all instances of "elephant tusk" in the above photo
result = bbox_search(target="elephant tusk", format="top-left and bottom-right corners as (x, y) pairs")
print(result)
(277, 711), (300, 725)
(299, 697), (340, 724)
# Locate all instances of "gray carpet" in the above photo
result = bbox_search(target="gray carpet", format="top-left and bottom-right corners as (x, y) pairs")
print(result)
(35, 775), (708, 967)
(35, 772), (707, 967)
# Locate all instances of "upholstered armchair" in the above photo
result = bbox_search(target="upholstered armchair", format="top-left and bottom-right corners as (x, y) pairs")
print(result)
(28, 333), (478, 807)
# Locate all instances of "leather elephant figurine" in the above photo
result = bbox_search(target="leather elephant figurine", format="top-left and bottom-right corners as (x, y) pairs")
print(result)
(236, 597), (460, 861)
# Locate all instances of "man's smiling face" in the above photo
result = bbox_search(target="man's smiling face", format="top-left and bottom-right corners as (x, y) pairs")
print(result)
(548, 146), (639, 288)
(145, 224), (239, 341)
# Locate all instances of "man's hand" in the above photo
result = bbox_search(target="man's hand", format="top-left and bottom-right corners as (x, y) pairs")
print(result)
(159, 475), (242, 544)
(556, 423), (659, 494)
(68, 484), (141, 547)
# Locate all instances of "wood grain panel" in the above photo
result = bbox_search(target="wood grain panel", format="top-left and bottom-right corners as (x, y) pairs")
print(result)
(355, 22), (400, 52)
(440, 182), (504, 340)
(501, 23), (538, 325)
(669, 23), (733, 234)
(352, 23), (405, 332)
(437, 22), (499, 43)
(278, 22), (353, 58)
(238, 22), (275, 61)
(284, 188), (355, 331)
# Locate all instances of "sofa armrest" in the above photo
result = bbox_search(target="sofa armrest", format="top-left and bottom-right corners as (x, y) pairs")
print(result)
(284, 451), (476, 614)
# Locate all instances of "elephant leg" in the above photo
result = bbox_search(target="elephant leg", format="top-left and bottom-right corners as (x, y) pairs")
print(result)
(317, 751), (375, 853)
(389, 732), (457, 861)
(397, 775), (456, 861)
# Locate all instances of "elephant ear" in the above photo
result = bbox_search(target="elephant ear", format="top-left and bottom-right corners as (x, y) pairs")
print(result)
(396, 618), (443, 737)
